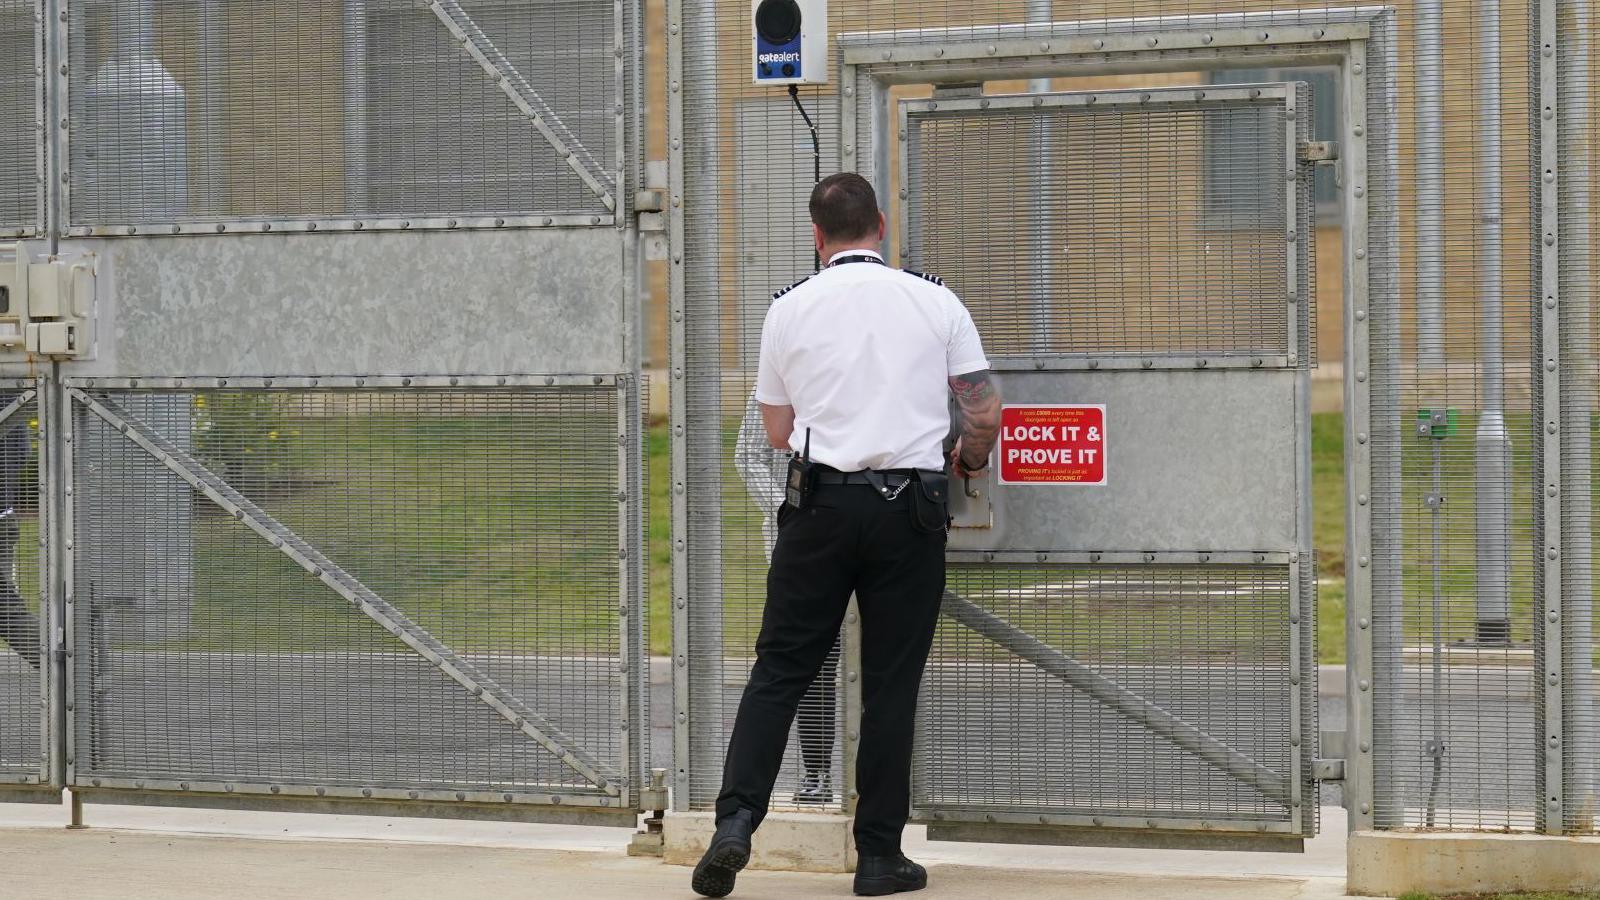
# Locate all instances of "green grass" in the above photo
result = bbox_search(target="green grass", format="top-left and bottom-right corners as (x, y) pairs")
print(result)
(93, 406), (1360, 661)
(642, 410), (1356, 663)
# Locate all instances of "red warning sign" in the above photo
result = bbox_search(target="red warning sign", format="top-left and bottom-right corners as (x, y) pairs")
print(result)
(997, 404), (1106, 485)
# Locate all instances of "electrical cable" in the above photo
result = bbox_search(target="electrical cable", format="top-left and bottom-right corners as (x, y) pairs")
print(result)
(788, 84), (822, 271)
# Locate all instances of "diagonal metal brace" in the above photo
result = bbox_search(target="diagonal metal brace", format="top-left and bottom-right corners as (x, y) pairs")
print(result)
(71, 389), (621, 796)
(940, 590), (1290, 804)
(0, 389), (38, 435)
(430, 0), (617, 212)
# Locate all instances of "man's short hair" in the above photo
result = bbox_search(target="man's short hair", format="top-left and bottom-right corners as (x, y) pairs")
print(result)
(809, 173), (880, 243)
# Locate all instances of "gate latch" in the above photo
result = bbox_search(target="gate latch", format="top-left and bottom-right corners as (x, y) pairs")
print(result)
(1299, 141), (1339, 164)
(0, 246), (96, 358)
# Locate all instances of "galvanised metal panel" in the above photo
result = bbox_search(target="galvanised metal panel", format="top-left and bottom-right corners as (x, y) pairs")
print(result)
(949, 369), (1301, 554)
(66, 378), (645, 814)
(63, 230), (627, 378)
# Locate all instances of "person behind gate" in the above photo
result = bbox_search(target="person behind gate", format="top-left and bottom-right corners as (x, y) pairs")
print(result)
(693, 172), (1001, 898)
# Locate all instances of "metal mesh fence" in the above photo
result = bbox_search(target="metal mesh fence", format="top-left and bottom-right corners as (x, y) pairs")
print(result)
(672, 0), (1568, 839)
(66, 0), (624, 228)
(67, 381), (642, 805)
(1363, 0), (1539, 831)
(904, 93), (1301, 362)
(0, 388), (43, 782)
(0, 1), (39, 233)
(918, 563), (1308, 831)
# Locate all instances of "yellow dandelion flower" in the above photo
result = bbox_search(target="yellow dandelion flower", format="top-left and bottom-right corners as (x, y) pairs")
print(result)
(27, 419), (36, 429)
(268, 430), (279, 440)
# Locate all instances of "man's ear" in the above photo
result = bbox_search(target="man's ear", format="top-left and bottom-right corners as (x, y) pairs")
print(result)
(877, 211), (887, 241)
(813, 223), (826, 252)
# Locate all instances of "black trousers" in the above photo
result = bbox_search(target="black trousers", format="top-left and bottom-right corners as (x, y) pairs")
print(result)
(715, 481), (945, 857)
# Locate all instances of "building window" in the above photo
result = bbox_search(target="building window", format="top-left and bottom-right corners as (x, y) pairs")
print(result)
(1208, 67), (1341, 224)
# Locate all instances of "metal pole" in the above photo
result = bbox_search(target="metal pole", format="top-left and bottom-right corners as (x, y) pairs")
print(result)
(1413, 0), (1445, 372)
(1027, 0), (1052, 350)
(1559, 0), (1595, 831)
(1473, 0), (1513, 644)
(1366, 21), (1403, 829)
(342, 0), (370, 216)
(677, 0), (726, 811)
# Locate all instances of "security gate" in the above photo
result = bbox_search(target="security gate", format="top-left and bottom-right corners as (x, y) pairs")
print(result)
(899, 84), (1319, 845)
(64, 377), (645, 813)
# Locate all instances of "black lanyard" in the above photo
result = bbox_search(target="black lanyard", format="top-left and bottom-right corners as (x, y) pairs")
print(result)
(825, 254), (886, 269)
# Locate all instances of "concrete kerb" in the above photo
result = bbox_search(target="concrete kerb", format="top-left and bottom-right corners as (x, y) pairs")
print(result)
(1348, 831), (1600, 896)
(662, 810), (856, 873)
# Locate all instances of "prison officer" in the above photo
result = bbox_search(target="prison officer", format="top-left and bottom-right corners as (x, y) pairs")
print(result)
(693, 172), (1001, 898)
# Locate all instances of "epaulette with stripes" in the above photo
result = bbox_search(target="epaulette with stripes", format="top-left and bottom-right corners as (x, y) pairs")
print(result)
(901, 269), (945, 287)
(771, 275), (812, 300)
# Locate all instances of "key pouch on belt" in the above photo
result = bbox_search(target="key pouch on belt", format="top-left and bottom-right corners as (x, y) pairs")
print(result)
(911, 470), (950, 534)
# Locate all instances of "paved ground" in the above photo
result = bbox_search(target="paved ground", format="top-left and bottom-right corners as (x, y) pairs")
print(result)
(0, 801), (1361, 899)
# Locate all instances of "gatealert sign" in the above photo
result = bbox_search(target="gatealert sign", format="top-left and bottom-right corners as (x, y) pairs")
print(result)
(997, 404), (1106, 485)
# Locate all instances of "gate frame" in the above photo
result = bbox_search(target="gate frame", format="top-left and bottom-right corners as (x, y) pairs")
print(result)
(834, 7), (1381, 839)
(58, 374), (656, 827)
(900, 83), (1315, 841)
(666, 3), (1393, 836)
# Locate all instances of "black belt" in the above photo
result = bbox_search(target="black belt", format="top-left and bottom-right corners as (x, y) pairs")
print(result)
(814, 468), (916, 499)
(815, 471), (912, 485)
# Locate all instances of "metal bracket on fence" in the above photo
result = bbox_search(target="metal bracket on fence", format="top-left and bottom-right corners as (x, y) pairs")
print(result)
(69, 389), (622, 796)
(429, 0), (617, 212)
(0, 390), (37, 433)
(940, 590), (1290, 804)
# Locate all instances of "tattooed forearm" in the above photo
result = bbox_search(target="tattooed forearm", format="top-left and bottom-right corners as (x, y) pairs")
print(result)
(948, 370), (1001, 471)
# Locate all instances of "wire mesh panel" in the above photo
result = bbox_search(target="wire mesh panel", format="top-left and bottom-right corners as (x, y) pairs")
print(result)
(0, 0), (40, 234)
(66, 379), (645, 809)
(903, 89), (1307, 363)
(65, 0), (624, 229)
(919, 561), (1311, 831)
(0, 386), (45, 785)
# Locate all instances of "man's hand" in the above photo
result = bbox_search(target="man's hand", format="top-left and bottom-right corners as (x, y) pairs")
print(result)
(948, 370), (1001, 476)
(950, 437), (987, 479)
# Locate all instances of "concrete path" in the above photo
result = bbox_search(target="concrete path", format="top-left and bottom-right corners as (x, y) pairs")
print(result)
(0, 801), (1367, 899)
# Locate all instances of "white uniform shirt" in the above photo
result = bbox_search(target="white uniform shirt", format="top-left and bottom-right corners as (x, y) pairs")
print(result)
(754, 249), (989, 472)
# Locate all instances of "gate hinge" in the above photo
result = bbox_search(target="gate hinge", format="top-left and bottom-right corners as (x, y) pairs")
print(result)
(637, 160), (669, 260)
(1313, 758), (1346, 782)
(0, 245), (96, 359)
(1299, 140), (1339, 164)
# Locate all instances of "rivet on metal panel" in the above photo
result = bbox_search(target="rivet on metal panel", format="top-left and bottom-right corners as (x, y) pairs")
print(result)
(1550, 610), (1560, 623)
(180, 783), (190, 791)
(1355, 309), (1367, 322)
(1358, 494), (1369, 505)
(986, 45), (996, 55)
(1091, 553), (1102, 563)
(1357, 433), (1368, 444)
(847, 612), (858, 624)
(1144, 553), (1155, 563)
(1146, 37), (1158, 47)
(457, 792), (467, 801)
(1093, 39), (1104, 49)
(308, 223), (318, 231)
(1040, 42), (1050, 51)
(1549, 485), (1559, 497)
(1544, 170), (1557, 184)
(1258, 31), (1269, 41)
(1547, 296), (1557, 309)
(1549, 548), (1560, 560)
(1086, 95), (1097, 105)
(1287, 230), (1297, 242)
(1549, 422), (1559, 434)
(1199, 553), (1210, 563)
(847, 671), (858, 683)
(1356, 372), (1367, 383)
(1359, 618), (1369, 629)
(983, 552), (994, 562)
(1359, 556), (1369, 567)
(1551, 737), (1561, 749)
(1202, 33), (1214, 44)
(1546, 233), (1557, 247)
(1141, 359), (1152, 369)
(1034, 359), (1045, 370)
(1359, 680), (1370, 691)
(979, 99), (989, 109)
(1036, 552), (1047, 563)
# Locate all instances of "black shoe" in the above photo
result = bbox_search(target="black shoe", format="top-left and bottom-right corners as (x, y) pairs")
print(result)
(793, 770), (834, 806)
(692, 808), (755, 898)
(853, 854), (927, 896)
